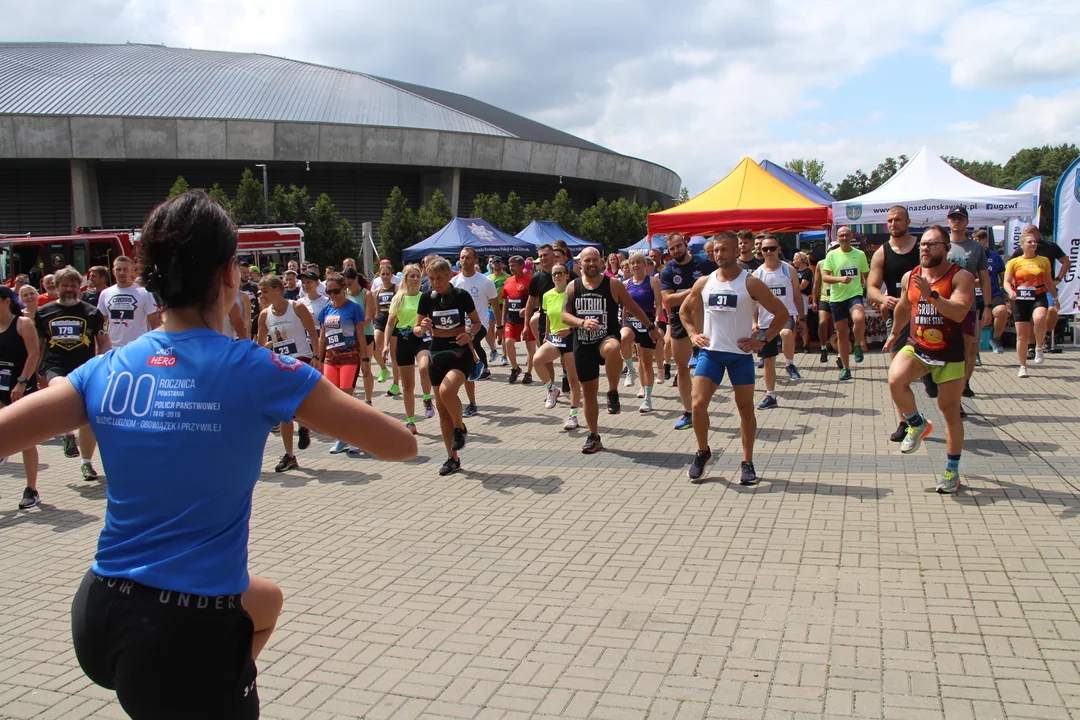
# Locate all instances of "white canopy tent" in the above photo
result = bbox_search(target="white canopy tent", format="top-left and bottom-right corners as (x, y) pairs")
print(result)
(832, 147), (1035, 227)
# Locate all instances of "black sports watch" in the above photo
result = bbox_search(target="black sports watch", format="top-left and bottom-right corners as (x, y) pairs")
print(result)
(930, 290), (940, 301)
(15, 376), (27, 385)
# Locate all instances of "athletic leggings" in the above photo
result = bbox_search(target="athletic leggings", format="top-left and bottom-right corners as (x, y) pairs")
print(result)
(324, 362), (359, 390)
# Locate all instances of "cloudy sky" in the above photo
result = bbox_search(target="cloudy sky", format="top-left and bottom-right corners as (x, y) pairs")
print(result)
(3, 0), (1078, 194)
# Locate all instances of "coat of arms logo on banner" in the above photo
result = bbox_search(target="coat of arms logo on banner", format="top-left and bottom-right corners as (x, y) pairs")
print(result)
(845, 204), (863, 221)
(1074, 168), (1080, 203)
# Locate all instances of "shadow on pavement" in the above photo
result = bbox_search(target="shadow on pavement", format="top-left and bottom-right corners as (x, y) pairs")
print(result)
(954, 476), (1080, 519)
(796, 407), (882, 417)
(463, 470), (564, 494)
(605, 448), (686, 469)
(68, 482), (107, 501)
(259, 470), (380, 488)
(0, 503), (99, 532)
(694, 476), (893, 500)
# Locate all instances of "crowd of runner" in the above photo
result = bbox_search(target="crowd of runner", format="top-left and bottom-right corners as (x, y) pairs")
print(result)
(0, 190), (1072, 719)
(2, 204), (1071, 508)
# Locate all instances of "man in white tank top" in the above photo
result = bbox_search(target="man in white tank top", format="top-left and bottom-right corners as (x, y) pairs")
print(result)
(679, 232), (791, 484)
(256, 275), (320, 473)
(751, 235), (805, 409)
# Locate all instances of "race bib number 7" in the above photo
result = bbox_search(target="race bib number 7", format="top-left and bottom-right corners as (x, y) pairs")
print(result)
(708, 293), (738, 312)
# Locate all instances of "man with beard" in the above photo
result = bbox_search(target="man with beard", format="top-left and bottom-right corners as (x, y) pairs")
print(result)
(867, 206), (921, 441)
(736, 230), (762, 272)
(884, 226), (974, 494)
(679, 232), (790, 483)
(562, 247), (659, 454)
(660, 232), (717, 430)
(35, 266), (111, 480)
(524, 244), (558, 389)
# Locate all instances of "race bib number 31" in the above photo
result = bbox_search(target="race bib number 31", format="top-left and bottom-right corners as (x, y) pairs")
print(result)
(708, 293), (738, 312)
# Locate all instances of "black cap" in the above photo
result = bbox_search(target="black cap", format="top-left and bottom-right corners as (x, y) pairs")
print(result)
(299, 270), (319, 281)
(947, 205), (969, 219)
(0, 286), (13, 302)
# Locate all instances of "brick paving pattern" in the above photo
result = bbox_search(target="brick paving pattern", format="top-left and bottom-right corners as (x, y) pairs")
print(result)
(1, 348), (1079, 720)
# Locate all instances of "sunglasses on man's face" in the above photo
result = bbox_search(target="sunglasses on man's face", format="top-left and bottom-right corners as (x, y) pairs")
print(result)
(762, 246), (780, 253)
(326, 287), (343, 295)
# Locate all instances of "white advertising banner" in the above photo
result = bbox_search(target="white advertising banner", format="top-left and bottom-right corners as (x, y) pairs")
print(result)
(1054, 158), (1080, 316)
(1004, 176), (1041, 255)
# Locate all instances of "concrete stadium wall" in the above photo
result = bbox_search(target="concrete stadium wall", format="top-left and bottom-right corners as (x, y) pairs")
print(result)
(0, 116), (680, 199)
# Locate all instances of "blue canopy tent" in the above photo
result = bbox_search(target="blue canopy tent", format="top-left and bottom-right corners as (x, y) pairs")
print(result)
(516, 220), (601, 251)
(403, 218), (535, 262)
(759, 160), (836, 206)
(797, 230), (827, 247)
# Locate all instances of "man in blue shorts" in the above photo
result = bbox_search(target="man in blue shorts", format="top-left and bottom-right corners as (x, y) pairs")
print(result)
(678, 232), (791, 484)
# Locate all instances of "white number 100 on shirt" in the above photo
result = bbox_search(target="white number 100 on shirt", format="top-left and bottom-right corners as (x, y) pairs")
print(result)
(99, 371), (157, 418)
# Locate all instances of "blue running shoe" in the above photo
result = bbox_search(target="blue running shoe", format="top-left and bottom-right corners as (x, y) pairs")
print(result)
(757, 395), (778, 410)
(674, 412), (693, 430)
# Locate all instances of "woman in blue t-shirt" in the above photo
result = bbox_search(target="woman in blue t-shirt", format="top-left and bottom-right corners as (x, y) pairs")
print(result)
(0, 190), (416, 719)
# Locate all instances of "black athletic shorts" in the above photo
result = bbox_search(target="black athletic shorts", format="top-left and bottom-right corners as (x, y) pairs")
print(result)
(395, 330), (430, 367)
(72, 570), (259, 720)
(1013, 294), (1049, 323)
(373, 311), (390, 332)
(625, 320), (657, 350)
(669, 307), (688, 340)
(42, 365), (75, 385)
(573, 334), (619, 383)
(428, 339), (475, 387)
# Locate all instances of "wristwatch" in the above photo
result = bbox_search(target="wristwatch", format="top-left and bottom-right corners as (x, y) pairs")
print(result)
(755, 329), (768, 342)
(930, 290), (940, 301)
(15, 376), (27, 385)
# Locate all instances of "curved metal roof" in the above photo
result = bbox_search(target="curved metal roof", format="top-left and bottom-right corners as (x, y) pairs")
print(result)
(0, 42), (611, 153)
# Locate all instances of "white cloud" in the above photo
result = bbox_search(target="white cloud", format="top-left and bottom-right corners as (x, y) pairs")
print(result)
(2, 0), (1073, 197)
(940, 0), (1080, 88)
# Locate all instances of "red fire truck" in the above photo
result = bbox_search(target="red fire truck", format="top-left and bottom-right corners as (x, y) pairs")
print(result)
(0, 225), (305, 285)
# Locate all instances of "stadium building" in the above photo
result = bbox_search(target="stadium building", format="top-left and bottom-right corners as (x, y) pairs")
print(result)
(0, 43), (681, 236)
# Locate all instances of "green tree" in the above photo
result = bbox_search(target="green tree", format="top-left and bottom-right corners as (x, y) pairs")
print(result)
(305, 194), (356, 268)
(1000, 143), (1079, 236)
(943, 156), (1004, 187)
(678, 186), (691, 204)
(377, 186), (419, 266)
(166, 175), (189, 199)
(269, 184), (312, 225)
(783, 158), (827, 186)
(233, 168), (266, 224)
(502, 191), (526, 234)
(207, 183), (232, 216)
(832, 156), (908, 201)
(578, 198), (650, 255)
(416, 189), (453, 238)
(471, 192), (509, 230)
(548, 188), (579, 234)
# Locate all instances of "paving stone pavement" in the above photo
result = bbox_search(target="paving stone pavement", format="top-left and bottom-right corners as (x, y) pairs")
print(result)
(2, 347), (1080, 720)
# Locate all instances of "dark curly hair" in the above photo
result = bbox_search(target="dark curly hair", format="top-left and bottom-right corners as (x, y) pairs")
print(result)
(138, 190), (237, 311)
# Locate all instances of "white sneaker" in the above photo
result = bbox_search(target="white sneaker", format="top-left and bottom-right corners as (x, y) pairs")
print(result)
(1018, 366), (1029, 378)
(545, 387), (561, 409)
(1034, 348), (1045, 365)
(623, 367), (637, 388)
(564, 413), (579, 430)
(639, 397), (653, 413)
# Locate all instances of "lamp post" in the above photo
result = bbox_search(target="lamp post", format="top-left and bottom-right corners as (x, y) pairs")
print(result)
(254, 164), (268, 221)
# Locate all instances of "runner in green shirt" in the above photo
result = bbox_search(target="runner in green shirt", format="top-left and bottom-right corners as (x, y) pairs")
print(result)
(487, 257), (511, 364)
(820, 226), (870, 379)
